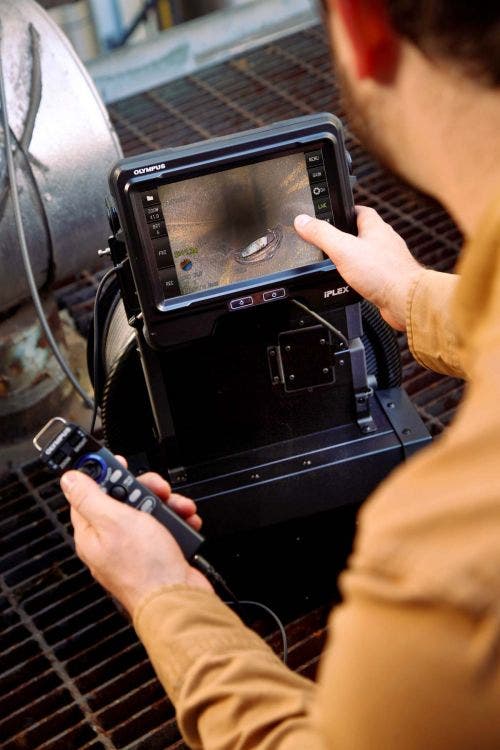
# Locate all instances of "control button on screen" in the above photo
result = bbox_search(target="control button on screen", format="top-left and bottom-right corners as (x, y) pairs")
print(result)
(230, 296), (254, 310)
(263, 288), (286, 302)
(144, 205), (164, 223)
(305, 150), (323, 167)
(154, 241), (174, 269)
(159, 266), (180, 296)
(308, 166), (326, 183)
(142, 190), (160, 207)
(149, 220), (167, 239)
(311, 181), (328, 198)
(313, 196), (332, 214)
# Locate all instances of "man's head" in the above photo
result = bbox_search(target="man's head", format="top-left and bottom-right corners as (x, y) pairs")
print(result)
(320, 0), (500, 230)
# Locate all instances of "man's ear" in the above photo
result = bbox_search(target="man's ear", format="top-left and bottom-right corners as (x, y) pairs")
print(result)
(330, 0), (399, 81)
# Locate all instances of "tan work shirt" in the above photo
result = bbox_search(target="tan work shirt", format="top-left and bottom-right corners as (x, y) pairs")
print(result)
(134, 195), (500, 750)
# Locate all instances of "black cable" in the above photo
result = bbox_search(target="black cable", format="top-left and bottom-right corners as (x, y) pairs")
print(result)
(291, 298), (349, 349)
(233, 600), (288, 665)
(0, 21), (94, 410)
(193, 554), (288, 664)
(90, 261), (128, 435)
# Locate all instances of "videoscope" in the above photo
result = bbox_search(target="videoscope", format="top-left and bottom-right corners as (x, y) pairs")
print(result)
(99, 113), (430, 538)
(109, 113), (358, 348)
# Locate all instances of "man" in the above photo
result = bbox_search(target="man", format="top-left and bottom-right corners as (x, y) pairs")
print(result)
(61, 1), (500, 747)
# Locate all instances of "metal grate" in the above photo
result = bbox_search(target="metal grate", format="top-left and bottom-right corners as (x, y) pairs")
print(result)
(0, 460), (328, 749)
(1, 24), (464, 750)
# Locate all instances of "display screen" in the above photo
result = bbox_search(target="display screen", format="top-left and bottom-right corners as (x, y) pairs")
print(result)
(139, 149), (335, 301)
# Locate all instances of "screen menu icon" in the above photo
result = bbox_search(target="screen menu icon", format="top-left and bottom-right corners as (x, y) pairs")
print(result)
(305, 150), (334, 225)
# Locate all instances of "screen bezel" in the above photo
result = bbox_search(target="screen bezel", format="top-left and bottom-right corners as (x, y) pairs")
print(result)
(127, 136), (348, 313)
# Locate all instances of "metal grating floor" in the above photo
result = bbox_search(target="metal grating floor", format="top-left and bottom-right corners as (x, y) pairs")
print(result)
(1, 24), (464, 750)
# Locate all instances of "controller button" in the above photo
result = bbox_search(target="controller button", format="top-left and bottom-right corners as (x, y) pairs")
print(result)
(139, 496), (156, 514)
(79, 459), (104, 481)
(129, 488), (142, 504)
(110, 485), (128, 501)
(110, 468), (123, 483)
(53, 449), (66, 464)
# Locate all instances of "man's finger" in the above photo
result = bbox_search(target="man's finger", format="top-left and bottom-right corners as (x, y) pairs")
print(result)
(167, 492), (199, 519)
(294, 213), (358, 262)
(355, 204), (386, 234)
(136, 471), (171, 500)
(61, 470), (131, 525)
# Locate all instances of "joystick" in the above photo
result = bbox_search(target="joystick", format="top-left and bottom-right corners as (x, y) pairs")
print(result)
(33, 418), (204, 561)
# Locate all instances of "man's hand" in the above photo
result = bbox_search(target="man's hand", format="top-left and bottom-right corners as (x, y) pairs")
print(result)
(61, 463), (212, 617)
(295, 206), (425, 331)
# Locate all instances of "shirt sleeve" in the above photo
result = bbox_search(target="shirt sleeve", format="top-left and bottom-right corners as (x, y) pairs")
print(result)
(133, 585), (328, 750)
(406, 269), (466, 378)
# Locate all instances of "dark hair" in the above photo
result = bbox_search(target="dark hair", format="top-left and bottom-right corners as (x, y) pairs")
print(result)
(319, 1), (500, 86)
(386, 1), (500, 86)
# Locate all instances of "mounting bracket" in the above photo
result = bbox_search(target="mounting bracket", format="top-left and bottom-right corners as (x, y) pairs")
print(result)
(268, 324), (335, 392)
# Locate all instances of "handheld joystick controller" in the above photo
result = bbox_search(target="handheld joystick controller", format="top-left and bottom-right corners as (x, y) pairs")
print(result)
(33, 418), (204, 561)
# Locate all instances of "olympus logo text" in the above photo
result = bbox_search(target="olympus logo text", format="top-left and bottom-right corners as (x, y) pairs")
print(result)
(133, 163), (166, 175)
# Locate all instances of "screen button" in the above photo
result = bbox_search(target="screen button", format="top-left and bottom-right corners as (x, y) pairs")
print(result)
(159, 266), (180, 297)
(305, 150), (323, 167)
(230, 296), (254, 310)
(313, 196), (332, 215)
(308, 166), (326, 183)
(142, 190), (160, 207)
(149, 220), (167, 239)
(154, 241), (174, 269)
(144, 204), (164, 223)
(311, 181), (329, 199)
(263, 288), (286, 302)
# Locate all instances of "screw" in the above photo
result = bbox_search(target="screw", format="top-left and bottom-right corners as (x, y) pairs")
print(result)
(402, 428), (412, 435)
(273, 376), (280, 384)
(289, 374), (295, 381)
(250, 473), (260, 480)
(387, 401), (395, 409)
(359, 396), (366, 404)
(299, 319), (304, 326)
(320, 338), (326, 345)
(302, 459), (312, 467)
(322, 367), (329, 374)
(338, 359), (345, 366)
(285, 345), (291, 352)
(269, 349), (276, 357)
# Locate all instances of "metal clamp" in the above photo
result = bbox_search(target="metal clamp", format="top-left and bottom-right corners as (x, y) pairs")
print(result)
(33, 416), (68, 452)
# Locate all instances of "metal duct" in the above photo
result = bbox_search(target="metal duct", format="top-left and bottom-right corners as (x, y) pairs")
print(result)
(0, 0), (122, 314)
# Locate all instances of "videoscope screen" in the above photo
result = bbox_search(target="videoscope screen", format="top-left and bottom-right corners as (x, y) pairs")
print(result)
(141, 149), (334, 300)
